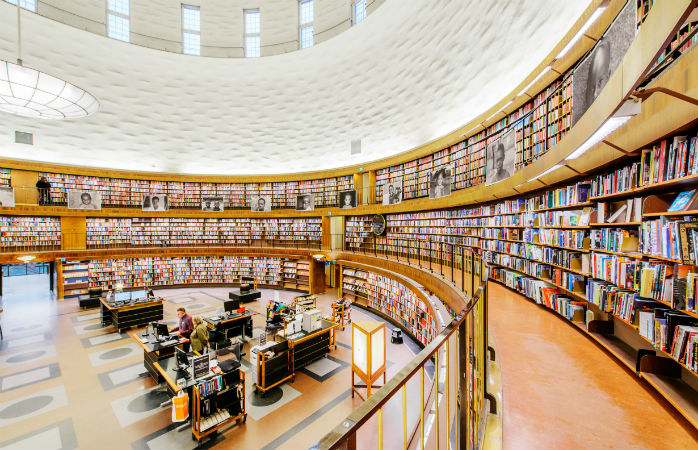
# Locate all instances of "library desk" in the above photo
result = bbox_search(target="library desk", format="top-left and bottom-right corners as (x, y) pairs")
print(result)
(205, 311), (256, 342)
(133, 333), (188, 384)
(283, 319), (339, 372)
(152, 354), (197, 396)
(228, 289), (262, 303)
(256, 319), (338, 393)
(99, 297), (164, 332)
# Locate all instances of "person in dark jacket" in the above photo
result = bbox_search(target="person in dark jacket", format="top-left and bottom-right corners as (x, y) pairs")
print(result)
(172, 307), (194, 351)
(190, 316), (209, 354)
(36, 176), (51, 205)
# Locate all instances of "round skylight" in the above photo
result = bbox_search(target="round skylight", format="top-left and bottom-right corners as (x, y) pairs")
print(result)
(0, 59), (99, 120)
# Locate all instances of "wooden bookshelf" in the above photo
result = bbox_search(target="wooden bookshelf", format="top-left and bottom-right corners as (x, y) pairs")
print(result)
(339, 265), (437, 346)
(0, 168), (11, 186)
(70, 256), (310, 292)
(40, 172), (353, 209)
(0, 216), (61, 250)
(86, 217), (322, 248)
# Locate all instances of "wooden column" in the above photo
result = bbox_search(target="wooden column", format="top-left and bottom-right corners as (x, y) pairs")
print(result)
(366, 171), (376, 204)
(321, 216), (331, 250)
(56, 259), (64, 299)
(353, 173), (364, 205)
(10, 169), (39, 205)
(61, 216), (87, 250)
(309, 259), (326, 294)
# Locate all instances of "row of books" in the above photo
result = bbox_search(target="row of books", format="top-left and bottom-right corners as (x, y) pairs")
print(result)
(0, 216), (61, 248)
(0, 168), (10, 186)
(343, 267), (437, 345)
(77, 256), (306, 289)
(40, 172), (353, 208)
(86, 217), (322, 247)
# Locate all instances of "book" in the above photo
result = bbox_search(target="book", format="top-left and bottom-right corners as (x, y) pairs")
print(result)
(667, 189), (697, 212)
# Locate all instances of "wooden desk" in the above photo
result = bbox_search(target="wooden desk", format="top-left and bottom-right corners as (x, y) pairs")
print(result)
(205, 311), (255, 341)
(255, 319), (339, 393)
(229, 289), (262, 303)
(285, 319), (339, 372)
(100, 297), (164, 332)
(132, 333), (188, 383)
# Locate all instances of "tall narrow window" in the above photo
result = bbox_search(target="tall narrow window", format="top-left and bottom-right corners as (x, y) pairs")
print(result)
(107, 0), (130, 42)
(352, 0), (366, 25)
(5, 0), (37, 12)
(182, 5), (201, 55)
(298, 0), (313, 49)
(244, 9), (260, 58)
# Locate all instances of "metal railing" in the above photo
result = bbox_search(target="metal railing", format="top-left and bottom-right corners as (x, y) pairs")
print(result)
(1, 262), (50, 277)
(334, 233), (481, 297)
(317, 249), (489, 450)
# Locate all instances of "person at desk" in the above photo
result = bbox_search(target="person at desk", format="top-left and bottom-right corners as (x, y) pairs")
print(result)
(190, 316), (210, 354)
(171, 307), (194, 351)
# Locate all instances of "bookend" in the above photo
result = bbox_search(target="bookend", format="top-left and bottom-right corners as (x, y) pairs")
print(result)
(637, 350), (682, 378)
(587, 319), (613, 334)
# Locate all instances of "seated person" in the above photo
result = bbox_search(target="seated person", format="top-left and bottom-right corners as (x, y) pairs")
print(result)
(190, 316), (210, 354)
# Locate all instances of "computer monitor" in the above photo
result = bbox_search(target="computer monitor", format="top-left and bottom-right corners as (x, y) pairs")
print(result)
(224, 299), (240, 313)
(115, 292), (130, 302)
(131, 290), (146, 300)
(155, 323), (169, 339)
(175, 347), (189, 367)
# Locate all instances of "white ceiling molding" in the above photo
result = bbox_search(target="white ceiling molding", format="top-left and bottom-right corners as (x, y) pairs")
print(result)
(0, 0), (590, 175)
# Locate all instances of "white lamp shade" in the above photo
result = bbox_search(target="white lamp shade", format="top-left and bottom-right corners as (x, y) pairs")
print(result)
(0, 60), (99, 120)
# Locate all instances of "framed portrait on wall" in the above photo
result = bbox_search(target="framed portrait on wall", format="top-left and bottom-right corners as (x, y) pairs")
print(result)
(251, 195), (271, 212)
(429, 164), (452, 199)
(296, 194), (315, 211)
(485, 130), (515, 185)
(68, 190), (102, 210)
(339, 189), (357, 209)
(382, 181), (402, 206)
(202, 197), (224, 212)
(0, 186), (15, 207)
(142, 194), (169, 211)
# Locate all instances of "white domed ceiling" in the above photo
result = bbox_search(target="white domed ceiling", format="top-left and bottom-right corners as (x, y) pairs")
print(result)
(0, 0), (590, 175)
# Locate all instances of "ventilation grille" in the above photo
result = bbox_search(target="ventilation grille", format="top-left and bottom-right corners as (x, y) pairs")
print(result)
(15, 131), (34, 145)
(351, 139), (361, 155)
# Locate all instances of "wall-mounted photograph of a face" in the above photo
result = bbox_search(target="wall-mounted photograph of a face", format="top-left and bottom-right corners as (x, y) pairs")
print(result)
(202, 197), (224, 212)
(382, 181), (402, 206)
(296, 194), (315, 211)
(486, 130), (515, 186)
(339, 189), (357, 209)
(142, 194), (169, 211)
(429, 165), (452, 199)
(0, 186), (15, 207)
(251, 195), (271, 212)
(68, 190), (102, 210)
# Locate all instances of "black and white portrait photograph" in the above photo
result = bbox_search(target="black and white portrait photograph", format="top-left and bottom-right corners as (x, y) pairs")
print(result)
(486, 130), (515, 185)
(382, 181), (402, 206)
(571, 1), (634, 125)
(251, 195), (271, 212)
(429, 165), (452, 199)
(339, 189), (357, 209)
(142, 194), (169, 211)
(296, 194), (315, 211)
(68, 190), (102, 210)
(202, 196), (224, 212)
(0, 186), (15, 207)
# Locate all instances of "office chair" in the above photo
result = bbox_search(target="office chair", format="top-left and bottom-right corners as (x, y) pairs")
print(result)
(265, 313), (284, 340)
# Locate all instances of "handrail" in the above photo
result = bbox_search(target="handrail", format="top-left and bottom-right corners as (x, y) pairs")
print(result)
(316, 285), (485, 450)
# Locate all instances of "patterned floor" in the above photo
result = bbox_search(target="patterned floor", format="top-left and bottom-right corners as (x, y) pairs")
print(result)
(0, 274), (424, 450)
